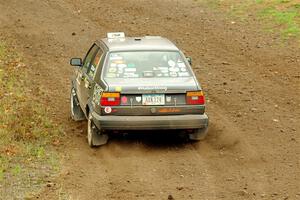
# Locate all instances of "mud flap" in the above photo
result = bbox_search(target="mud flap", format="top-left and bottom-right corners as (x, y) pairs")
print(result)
(92, 132), (109, 146)
(88, 114), (109, 147)
(70, 87), (85, 121)
(189, 125), (209, 141)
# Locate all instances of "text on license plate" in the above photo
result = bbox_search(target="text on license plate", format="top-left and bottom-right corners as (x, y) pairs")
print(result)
(142, 94), (165, 105)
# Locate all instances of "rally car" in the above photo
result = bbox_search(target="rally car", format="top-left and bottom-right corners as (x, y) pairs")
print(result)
(70, 32), (209, 147)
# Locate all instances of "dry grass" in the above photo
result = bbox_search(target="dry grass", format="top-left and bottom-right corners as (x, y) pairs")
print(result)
(0, 41), (63, 199)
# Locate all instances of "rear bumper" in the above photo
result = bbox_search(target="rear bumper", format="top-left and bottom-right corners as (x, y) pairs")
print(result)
(91, 112), (208, 130)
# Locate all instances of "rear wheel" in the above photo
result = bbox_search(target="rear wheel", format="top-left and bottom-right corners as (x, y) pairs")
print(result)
(70, 87), (85, 121)
(87, 113), (109, 147)
(189, 126), (208, 141)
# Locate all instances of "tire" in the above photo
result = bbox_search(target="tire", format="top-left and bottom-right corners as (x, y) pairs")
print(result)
(87, 113), (108, 147)
(70, 87), (85, 121)
(189, 126), (208, 141)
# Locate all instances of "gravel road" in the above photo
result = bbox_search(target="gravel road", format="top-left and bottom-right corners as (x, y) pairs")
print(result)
(0, 0), (299, 199)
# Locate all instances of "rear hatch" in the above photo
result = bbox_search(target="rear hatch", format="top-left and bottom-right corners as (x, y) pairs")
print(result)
(101, 78), (205, 116)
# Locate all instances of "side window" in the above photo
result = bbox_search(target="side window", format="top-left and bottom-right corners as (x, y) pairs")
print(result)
(88, 48), (103, 78)
(82, 44), (99, 72)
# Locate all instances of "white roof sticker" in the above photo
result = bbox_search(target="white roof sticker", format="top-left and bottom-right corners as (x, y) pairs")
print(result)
(107, 32), (125, 39)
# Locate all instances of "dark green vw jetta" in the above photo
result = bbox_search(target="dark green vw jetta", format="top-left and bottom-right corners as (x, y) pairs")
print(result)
(70, 32), (208, 147)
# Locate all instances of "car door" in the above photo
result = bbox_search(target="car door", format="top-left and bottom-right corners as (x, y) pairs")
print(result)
(84, 48), (105, 106)
(76, 44), (99, 111)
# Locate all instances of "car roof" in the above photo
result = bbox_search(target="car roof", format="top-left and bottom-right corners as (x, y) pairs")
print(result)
(100, 36), (179, 52)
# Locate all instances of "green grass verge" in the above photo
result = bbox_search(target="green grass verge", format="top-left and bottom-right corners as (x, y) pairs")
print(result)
(0, 41), (63, 199)
(201, 0), (300, 42)
(259, 4), (300, 38)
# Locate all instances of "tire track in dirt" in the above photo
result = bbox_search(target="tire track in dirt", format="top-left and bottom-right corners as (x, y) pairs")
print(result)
(0, 0), (299, 199)
(61, 139), (218, 199)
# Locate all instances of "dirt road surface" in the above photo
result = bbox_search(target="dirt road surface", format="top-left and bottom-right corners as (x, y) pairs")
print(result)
(0, 0), (299, 199)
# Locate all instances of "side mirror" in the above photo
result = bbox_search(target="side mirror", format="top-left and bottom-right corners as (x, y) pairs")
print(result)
(186, 57), (192, 65)
(70, 58), (82, 67)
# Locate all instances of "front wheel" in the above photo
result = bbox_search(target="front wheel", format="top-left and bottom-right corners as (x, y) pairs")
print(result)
(87, 114), (109, 147)
(189, 126), (208, 141)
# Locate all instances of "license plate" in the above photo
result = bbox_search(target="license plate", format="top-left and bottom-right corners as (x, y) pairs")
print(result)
(142, 94), (165, 105)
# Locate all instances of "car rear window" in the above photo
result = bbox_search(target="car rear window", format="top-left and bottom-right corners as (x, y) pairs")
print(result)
(104, 51), (191, 78)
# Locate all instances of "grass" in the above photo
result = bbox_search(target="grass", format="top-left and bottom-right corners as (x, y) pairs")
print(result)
(259, 4), (300, 38)
(0, 41), (63, 199)
(200, 0), (300, 42)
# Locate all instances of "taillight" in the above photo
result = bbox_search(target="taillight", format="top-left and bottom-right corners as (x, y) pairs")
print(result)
(100, 92), (120, 106)
(186, 91), (205, 105)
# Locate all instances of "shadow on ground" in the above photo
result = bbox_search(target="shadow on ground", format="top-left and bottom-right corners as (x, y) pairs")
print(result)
(106, 130), (194, 149)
